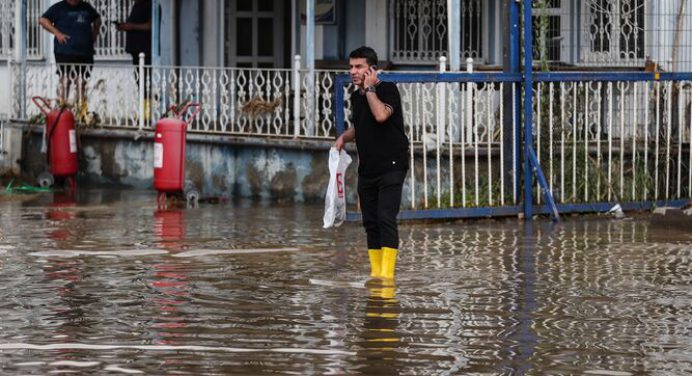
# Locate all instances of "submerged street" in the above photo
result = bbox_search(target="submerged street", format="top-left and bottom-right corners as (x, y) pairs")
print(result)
(0, 190), (690, 374)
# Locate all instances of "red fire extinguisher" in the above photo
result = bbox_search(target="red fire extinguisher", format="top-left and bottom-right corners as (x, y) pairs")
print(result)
(153, 102), (201, 207)
(32, 97), (78, 191)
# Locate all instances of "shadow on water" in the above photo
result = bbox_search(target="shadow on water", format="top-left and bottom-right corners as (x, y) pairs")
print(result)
(0, 189), (690, 374)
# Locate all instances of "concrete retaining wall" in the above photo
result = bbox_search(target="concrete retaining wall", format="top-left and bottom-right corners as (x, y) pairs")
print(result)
(9, 122), (505, 208)
(15, 123), (360, 204)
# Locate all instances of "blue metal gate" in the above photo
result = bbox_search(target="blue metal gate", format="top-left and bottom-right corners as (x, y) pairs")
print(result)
(335, 2), (691, 221)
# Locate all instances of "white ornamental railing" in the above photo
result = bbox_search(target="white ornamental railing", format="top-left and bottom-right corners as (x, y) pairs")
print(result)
(14, 57), (349, 139)
(14, 56), (509, 145)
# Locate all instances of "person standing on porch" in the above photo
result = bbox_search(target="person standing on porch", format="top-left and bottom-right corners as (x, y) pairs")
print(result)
(334, 46), (409, 282)
(39, 0), (101, 109)
(116, 0), (152, 67)
(116, 0), (153, 118)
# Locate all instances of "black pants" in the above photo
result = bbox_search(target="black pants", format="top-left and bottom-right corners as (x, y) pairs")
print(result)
(358, 170), (407, 250)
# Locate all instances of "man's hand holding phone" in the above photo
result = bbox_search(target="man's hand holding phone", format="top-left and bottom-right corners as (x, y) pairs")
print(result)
(112, 21), (132, 31)
(363, 65), (378, 88)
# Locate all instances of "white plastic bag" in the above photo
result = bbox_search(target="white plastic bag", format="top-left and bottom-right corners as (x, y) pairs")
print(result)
(323, 147), (352, 229)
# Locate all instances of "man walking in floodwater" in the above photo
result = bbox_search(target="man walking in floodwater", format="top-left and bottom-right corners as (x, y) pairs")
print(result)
(335, 46), (409, 282)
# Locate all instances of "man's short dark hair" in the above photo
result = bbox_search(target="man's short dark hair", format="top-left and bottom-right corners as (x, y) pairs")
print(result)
(349, 46), (378, 67)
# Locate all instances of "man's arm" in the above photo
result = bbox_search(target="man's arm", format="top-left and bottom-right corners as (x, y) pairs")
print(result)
(92, 17), (102, 41)
(365, 91), (393, 123)
(117, 21), (151, 32)
(38, 17), (70, 44)
(334, 126), (355, 151)
(362, 68), (393, 123)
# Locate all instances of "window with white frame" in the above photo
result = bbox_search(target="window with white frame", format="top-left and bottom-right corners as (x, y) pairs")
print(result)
(0, 0), (42, 59)
(581, 0), (645, 64)
(532, 0), (571, 63)
(0, 0), (15, 58)
(389, 0), (484, 64)
(27, 0), (43, 58)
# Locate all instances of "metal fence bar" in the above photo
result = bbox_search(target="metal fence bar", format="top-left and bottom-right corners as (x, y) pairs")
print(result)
(608, 82), (614, 201)
(584, 83), (589, 203)
(423, 83), (429, 208)
(619, 82), (625, 199)
(559, 82), (565, 202)
(473, 82), (479, 206)
(655, 81), (661, 199)
(500, 83), (505, 206)
(596, 81), (603, 200)
(644, 81), (650, 200)
(632, 81), (638, 201)
(448, 83), (455, 207)
(548, 82), (554, 200)
(666, 81), (673, 200)
(461, 82), (467, 207)
(529, 73), (692, 207)
(536, 82), (542, 205)
(487, 83), (493, 206)
(571, 82), (577, 201)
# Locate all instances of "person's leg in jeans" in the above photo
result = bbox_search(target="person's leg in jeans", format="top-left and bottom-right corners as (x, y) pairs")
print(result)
(377, 170), (407, 280)
(358, 174), (383, 278)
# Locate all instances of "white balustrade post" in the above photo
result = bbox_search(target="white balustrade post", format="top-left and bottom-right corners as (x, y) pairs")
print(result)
(138, 52), (145, 133)
(438, 56), (447, 145)
(14, 0), (26, 118)
(293, 55), (301, 137)
(306, 0), (315, 136)
(465, 57), (474, 144)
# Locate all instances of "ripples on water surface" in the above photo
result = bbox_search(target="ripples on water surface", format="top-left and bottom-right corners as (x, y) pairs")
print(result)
(0, 190), (690, 375)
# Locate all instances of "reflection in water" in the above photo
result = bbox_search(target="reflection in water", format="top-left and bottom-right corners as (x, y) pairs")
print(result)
(47, 192), (76, 241)
(358, 284), (402, 376)
(151, 208), (190, 358)
(154, 209), (186, 253)
(0, 190), (690, 374)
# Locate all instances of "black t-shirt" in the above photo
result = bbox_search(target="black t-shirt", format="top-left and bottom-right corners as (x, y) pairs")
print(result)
(125, 0), (152, 55)
(42, 1), (100, 57)
(351, 81), (409, 177)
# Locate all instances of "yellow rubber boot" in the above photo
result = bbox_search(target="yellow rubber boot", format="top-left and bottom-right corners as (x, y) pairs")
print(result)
(381, 247), (398, 280)
(368, 249), (383, 278)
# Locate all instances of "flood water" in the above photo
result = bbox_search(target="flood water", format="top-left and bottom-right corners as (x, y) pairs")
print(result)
(0, 189), (690, 375)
